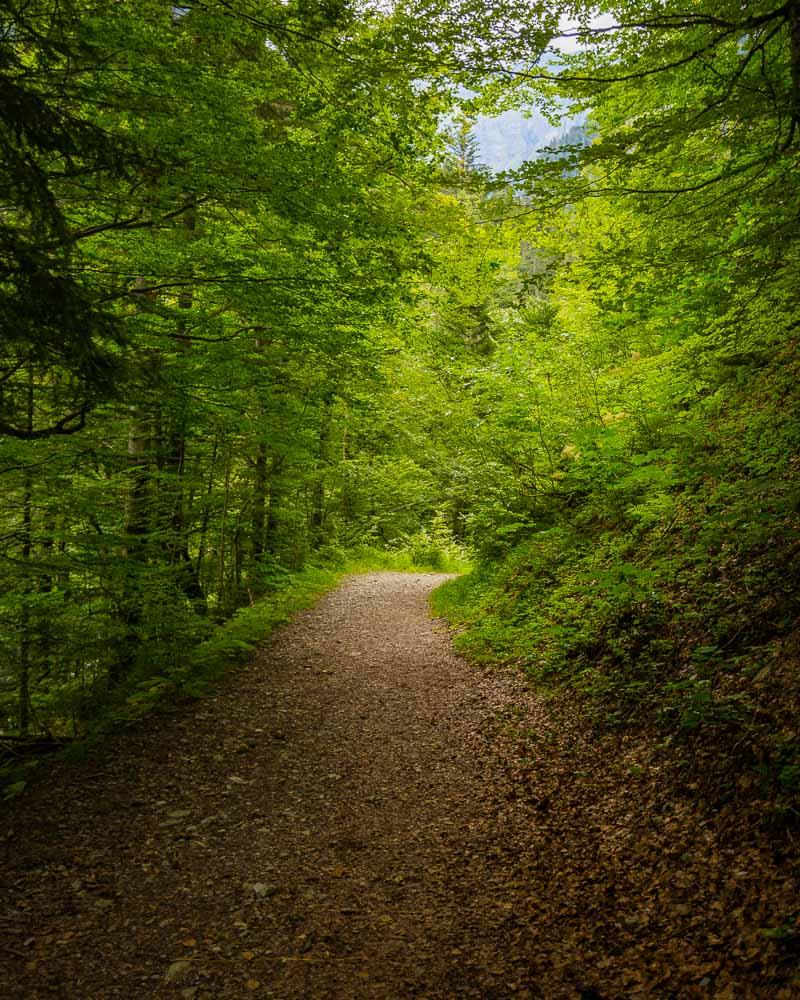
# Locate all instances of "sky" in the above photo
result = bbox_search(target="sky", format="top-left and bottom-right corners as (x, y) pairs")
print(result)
(471, 10), (614, 170)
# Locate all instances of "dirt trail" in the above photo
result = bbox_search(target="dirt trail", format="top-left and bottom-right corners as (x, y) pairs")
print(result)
(1, 573), (796, 999)
(1, 573), (549, 999)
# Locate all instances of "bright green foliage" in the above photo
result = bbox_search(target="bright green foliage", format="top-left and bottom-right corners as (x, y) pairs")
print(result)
(2, 0), (799, 811)
(0, 0), (472, 736)
(124, 563), (344, 719)
(429, 2), (800, 804)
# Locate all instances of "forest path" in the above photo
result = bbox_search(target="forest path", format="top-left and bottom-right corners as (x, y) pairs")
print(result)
(2, 571), (586, 1000)
(3, 573), (786, 1000)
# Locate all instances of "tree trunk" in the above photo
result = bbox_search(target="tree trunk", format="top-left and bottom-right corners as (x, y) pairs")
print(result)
(162, 202), (204, 606)
(110, 404), (151, 688)
(310, 393), (334, 548)
(113, 276), (155, 688)
(217, 446), (232, 613)
(123, 406), (151, 556)
(196, 437), (218, 593)
(18, 367), (34, 734)
(265, 455), (284, 556)
(789, 2), (800, 134)
(252, 442), (267, 564)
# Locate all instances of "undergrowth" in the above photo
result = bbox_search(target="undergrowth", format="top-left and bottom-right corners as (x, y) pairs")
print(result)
(432, 354), (800, 823)
(122, 541), (467, 722)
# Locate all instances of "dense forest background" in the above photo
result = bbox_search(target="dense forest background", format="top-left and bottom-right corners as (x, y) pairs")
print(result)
(2, 0), (799, 824)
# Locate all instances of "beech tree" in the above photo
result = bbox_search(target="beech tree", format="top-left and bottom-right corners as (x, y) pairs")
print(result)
(3, 0), (798, 810)
(0, 0), (470, 730)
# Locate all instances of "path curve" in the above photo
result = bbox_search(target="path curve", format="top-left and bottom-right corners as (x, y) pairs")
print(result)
(4, 572), (788, 999)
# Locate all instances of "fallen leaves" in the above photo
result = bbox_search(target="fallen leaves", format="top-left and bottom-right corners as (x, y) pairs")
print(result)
(1, 574), (798, 999)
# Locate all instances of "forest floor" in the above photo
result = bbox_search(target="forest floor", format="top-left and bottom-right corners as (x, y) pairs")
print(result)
(1, 572), (797, 1000)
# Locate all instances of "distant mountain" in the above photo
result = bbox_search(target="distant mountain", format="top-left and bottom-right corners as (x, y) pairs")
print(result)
(472, 109), (588, 173)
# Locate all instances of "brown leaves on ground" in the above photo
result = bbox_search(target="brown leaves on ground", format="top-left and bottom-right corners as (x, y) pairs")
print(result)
(0, 572), (798, 998)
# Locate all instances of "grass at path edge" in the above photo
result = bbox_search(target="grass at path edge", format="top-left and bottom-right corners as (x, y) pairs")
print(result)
(128, 550), (466, 722)
(3, 554), (464, 798)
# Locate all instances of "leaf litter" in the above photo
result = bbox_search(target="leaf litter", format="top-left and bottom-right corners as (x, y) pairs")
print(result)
(1, 572), (798, 998)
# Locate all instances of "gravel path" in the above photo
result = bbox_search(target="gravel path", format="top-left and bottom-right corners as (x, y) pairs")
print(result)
(3, 572), (796, 999)
(0, 573), (557, 999)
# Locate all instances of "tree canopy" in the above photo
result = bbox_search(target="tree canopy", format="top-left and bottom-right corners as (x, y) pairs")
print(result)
(1, 3), (798, 860)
